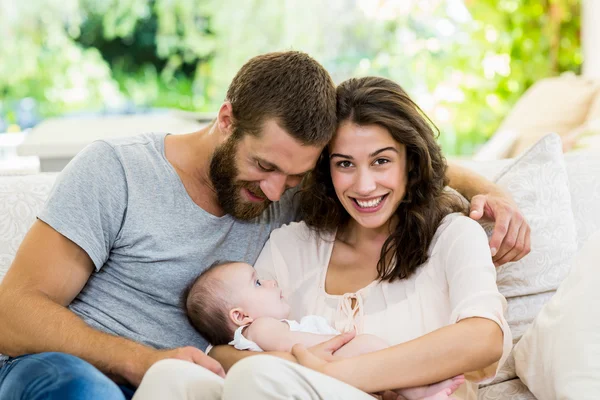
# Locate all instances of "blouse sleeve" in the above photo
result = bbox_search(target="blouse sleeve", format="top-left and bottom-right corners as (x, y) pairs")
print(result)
(254, 238), (279, 281)
(439, 216), (513, 384)
(253, 222), (320, 302)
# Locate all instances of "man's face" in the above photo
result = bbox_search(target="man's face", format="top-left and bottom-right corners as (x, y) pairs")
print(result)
(209, 119), (323, 220)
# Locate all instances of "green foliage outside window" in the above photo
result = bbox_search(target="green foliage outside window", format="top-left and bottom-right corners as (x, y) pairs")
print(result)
(0, 0), (581, 155)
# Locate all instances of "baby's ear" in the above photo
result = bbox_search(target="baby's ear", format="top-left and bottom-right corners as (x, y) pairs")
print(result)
(230, 307), (254, 326)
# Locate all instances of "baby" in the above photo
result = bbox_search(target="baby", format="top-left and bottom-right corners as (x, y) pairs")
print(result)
(185, 261), (464, 400)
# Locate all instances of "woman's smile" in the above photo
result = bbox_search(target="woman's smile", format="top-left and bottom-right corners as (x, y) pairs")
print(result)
(350, 194), (389, 213)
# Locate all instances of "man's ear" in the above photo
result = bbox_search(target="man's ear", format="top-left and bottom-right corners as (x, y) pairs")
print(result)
(217, 102), (234, 137)
(230, 307), (254, 327)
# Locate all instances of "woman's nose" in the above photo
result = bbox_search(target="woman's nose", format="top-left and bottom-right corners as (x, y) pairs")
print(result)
(354, 168), (377, 195)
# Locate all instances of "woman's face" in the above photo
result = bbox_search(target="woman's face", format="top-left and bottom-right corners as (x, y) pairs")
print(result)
(329, 121), (407, 230)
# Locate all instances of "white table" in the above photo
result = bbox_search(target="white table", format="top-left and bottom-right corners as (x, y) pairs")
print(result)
(0, 132), (40, 175)
(17, 112), (214, 172)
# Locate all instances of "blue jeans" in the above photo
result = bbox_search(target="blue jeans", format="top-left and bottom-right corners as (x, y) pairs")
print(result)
(0, 352), (136, 399)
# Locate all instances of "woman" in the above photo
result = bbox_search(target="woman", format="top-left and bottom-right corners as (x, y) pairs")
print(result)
(237, 76), (510, 399)
(134, 77), (511, 400)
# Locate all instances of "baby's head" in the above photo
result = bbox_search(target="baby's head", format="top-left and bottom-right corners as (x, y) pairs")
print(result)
(185, 260), (290, 345)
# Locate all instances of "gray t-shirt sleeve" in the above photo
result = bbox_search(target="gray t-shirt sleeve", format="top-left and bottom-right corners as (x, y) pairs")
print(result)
(38, 141), (127, 271)
(279, 186), (302, 224)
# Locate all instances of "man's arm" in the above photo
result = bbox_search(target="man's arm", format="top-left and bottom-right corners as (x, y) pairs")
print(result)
(446, 161), (531, 266)
(0, 221), (223, 386)
(446, 161), (500, 201)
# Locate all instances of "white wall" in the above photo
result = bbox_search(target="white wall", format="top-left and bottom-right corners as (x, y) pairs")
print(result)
(583, 0), (600, 78)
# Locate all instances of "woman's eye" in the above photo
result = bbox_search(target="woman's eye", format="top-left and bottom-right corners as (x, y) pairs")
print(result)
(255, 279), (262, 287)
(374, 158), (389, 166)
(336, 160), (353, 168)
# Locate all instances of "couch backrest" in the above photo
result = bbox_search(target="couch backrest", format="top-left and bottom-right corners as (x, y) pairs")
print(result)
(1, 151), (599, 284)
(0, 173), (57, 283)
(456, 148), (600, 250)
(564, 150), (600, 249)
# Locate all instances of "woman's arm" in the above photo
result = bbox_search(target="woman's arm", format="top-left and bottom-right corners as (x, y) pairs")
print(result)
(295, 217), (512, 392)
(294, 317), (502, 393)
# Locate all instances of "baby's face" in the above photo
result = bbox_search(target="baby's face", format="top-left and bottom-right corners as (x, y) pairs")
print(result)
(219, 262), (291, 321)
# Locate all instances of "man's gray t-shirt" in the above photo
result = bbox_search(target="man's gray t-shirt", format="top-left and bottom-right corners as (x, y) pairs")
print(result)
(38, 133), (297, 351)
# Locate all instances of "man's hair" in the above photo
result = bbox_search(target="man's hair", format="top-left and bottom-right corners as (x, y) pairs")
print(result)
(226, 51), (337, 147)
(185, 261), (237, 346)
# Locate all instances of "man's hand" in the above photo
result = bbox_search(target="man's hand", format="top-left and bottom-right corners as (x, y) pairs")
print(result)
(126, 346), (225, 386)
(469, 192), (531, 266)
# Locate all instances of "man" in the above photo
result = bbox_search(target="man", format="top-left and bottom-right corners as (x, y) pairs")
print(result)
(0, 51), (529, 399)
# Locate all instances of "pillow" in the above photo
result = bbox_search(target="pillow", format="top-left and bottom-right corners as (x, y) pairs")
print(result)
(492, 133), (577, 298)
(586, 87), (600, 122)
(478, 378), (536, 400)
(458, 147), (600, 254)
(564, 149), (600, 249)
(496, 75), (600, 157)
(514, 230), (600, 399)
(455, 134), (578, 385)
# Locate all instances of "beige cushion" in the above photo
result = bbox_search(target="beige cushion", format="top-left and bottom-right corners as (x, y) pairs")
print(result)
(585, 89), (600, 122)
(497, 75), (600, 157)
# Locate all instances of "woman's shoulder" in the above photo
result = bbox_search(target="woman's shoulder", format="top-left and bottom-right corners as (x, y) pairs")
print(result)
(269, 221), (312, 241)
(262, 222), (334, 283)
(270, 221), (333, 242)
(431, 212), (488, 250)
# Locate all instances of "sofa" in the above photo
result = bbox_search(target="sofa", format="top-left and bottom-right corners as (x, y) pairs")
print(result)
(2, 74), (600, 397)
(1, 134), (599, 398)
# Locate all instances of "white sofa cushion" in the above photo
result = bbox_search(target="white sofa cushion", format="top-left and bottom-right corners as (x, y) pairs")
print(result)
(492, 134), (577, 298)
(564, 150), (600, 250)
(458, 145), (600, 392)
(0, 173), (57, 283)
(478, 378), (536, 400)
(514, 230), (600, 400)
(456, 134), (578, 386)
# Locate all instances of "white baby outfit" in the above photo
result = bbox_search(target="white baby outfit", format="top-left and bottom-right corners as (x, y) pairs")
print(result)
(229, 315), (340, 352)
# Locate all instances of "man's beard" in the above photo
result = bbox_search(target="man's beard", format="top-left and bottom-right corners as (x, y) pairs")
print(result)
(209, 136), (271, 220)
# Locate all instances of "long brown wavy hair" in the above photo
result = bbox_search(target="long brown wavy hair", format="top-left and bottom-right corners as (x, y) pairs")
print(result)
(298, 76), (466, 282)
